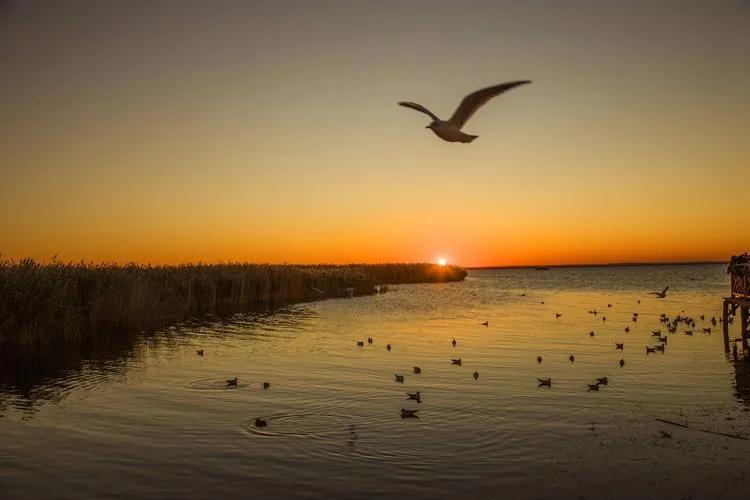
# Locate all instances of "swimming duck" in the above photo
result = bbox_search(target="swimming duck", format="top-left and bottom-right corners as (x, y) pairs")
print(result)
(619, 358), (625, 367)
(569, 355), (575, 363)
(537, 356), (543, 363)
(263, 382), (270, 389)
(596, 377), (608, 386)
(394, 374), (405, 383)
(226, 377), (238, 387)
(537, 378), (552, 388)
(555, 313), (562, 318)
(587, 383), (600, 392)
(625, 327), (630, 333)
(657, 336), (667, 344)
(451, 359), (462, 366)
(254, 418), (267, 428)
(400, 409), (419, 419)
(413, 366), (422, 374)
(700, 314), (705, 321)
(451, 339), (457, 347)
(589, 331), (595, 337)
(406, 391), (422, 402)
(473, 370), (479, 380)
(615, 343), (624, 350)
(703, 327), (712, 334)
(196, 349), (204, 356)
(482, 321), (489, 326)
(356, 341), (365, 347)
(367, 337), (373, 344)
(387, 344), (392, 351)
(602, 316), (607, 322)
(646, 347), (656, 354)
(607, 304), (612, 308)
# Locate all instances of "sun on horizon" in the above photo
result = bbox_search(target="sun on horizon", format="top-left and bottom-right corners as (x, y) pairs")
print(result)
(438, 258), (447, 267)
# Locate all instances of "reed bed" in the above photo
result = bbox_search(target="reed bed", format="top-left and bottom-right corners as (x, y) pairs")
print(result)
(0, 260), (466, 350)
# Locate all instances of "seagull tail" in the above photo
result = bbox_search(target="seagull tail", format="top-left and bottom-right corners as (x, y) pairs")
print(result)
(463, 135), (479, 143)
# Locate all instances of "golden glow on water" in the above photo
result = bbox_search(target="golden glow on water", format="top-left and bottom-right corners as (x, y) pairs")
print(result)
(1, 265), (749, 498)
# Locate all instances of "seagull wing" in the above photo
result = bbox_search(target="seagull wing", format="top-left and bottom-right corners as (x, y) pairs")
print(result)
(662, 286), (669, 295)
(448, 80), (531, 129)
(398, 101), (440, 122)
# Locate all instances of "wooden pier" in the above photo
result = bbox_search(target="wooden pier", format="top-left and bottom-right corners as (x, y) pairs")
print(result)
(724, 254), (750, 353)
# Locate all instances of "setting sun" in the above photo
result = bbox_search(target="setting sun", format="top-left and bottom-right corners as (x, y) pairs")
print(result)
(438, 258), (447, 266)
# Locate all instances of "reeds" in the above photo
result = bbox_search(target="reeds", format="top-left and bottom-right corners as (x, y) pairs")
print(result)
(0, 259), (466, 349)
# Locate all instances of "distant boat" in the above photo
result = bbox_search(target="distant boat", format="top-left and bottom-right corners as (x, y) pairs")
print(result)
(534, 266), (551, 271)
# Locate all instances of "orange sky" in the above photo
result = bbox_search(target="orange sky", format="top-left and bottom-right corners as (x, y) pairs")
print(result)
(1, 1), (748, 267)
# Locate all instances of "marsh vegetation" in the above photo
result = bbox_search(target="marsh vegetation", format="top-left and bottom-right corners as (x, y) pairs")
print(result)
(0, 260), (466, 350)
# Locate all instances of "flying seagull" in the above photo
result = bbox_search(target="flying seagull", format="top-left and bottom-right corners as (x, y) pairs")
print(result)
(398, 80), (531, 143)
(650, 286), (669, 298)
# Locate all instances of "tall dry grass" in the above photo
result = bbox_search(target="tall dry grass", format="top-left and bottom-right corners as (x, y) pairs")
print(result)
(0, 260), (466, 349)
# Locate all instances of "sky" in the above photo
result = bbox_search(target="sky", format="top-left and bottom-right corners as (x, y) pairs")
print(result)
(1, 0), (749, 267)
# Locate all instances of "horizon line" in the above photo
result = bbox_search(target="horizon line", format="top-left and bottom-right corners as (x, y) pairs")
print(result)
(466, 260), (726, 270)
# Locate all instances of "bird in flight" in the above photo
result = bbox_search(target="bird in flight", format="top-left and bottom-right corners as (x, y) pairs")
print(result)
(398, 80), (531, 143)
(650, 286), (669, 298)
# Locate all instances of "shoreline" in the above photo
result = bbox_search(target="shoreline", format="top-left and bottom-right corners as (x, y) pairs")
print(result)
(0, 261), (467, 351)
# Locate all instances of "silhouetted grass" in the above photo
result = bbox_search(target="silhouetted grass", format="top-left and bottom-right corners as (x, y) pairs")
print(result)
(0, 260), (466, 349)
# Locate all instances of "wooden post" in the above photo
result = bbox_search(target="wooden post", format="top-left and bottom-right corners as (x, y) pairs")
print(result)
(742, 305), (749, 352)
(723, 299), (730, 353)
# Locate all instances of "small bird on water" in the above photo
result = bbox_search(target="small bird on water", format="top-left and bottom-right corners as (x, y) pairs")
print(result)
(226, 377), (238, 387)
(619, 358), (625, 367)
(537, 356), (543, 364)
(451, 339), (457, 347)
(473, 370), (479, 380)
(254, 418), (267, 428)
(394, 374), (405, 383)
(452, 358), (462, 366)
(356, 341), (364, 347)
(615, 343), (624, 350)
(387, 344), (392, 351)
(538, 378), (552, 388)
(406, 391), (422, 402)
(367, 337), (373, 344)
(196, 349), (204, 356)
(569, 355), (575, 363)
(398, 80), (531, 143)
(401, 409), (419, 419)
(413, 366), (422, 374)
(596, 377), (608, 386)
(587, 383), (600, 392)
(263, 382), (270, 389)
(482, 321), (489, 327)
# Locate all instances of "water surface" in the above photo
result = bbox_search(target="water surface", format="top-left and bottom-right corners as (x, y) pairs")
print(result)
(2, 264), (749, 499)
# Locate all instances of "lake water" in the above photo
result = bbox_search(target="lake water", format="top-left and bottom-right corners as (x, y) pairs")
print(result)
(2, 264), (750, 499)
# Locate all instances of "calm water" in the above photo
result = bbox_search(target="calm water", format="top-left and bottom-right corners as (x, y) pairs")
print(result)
(2, 264), (750, 499)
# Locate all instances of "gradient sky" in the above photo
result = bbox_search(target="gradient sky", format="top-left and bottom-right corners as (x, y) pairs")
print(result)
(1, 0), (749, 267)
